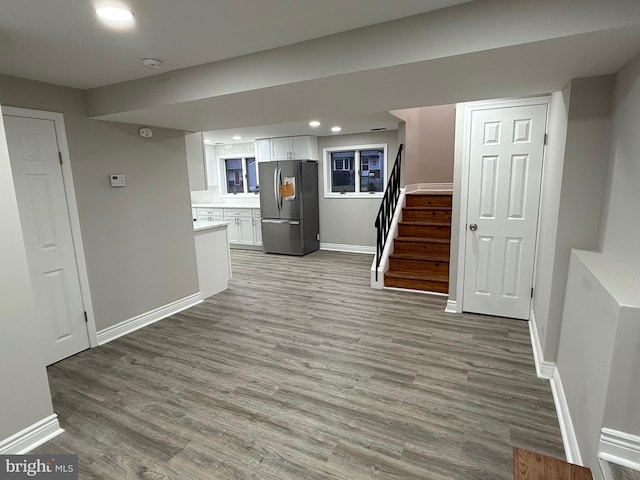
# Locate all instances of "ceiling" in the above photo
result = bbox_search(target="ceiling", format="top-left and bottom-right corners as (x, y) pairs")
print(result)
(0, 0), (471, 89)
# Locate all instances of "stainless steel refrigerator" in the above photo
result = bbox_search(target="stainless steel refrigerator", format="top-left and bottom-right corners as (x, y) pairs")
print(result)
(259, 160), (319, 255)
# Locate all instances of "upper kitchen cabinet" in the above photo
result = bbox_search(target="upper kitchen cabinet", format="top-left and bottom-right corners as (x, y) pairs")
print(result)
(256, 136), (318, 162)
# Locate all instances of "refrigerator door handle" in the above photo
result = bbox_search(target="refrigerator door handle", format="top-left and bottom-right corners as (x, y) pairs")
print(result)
(273, 166), (280, 214)
(262, 219), (289, 224)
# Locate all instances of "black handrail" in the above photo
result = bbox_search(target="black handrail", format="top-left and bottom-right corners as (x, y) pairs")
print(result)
(374, 144), (403, 281)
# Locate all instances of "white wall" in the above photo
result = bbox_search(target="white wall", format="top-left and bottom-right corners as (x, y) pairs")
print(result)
(532, 85), (571, 354)
(0, 108), (57, 446)
(538, 76), (614, 362)
(185, 132), (206, 191)
(317, 130), (398, 248)
(601, 51), (640, 271)
(390, 105), (455, 184)
(0, 74), (199, 332)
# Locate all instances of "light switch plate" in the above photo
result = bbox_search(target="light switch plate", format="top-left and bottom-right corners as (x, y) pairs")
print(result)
(110, 174), (126, 187)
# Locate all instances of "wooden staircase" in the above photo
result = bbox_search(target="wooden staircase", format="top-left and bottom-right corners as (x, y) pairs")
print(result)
(384, 192), (452, 293)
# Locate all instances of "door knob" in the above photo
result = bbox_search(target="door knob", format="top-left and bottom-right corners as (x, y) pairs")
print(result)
(469, 223), (478, 231)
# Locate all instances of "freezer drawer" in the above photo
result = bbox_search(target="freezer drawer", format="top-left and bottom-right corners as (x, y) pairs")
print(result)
(261, 219), (316, 256)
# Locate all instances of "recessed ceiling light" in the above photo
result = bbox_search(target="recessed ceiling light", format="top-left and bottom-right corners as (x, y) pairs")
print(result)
(96, 6), (134, 22)
(331, 126), (342, 133)
(309, 120), (321, 128)
(232, 135), (242, 140)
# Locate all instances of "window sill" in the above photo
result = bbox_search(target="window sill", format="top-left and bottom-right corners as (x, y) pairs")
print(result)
(324, 193), (383, 199)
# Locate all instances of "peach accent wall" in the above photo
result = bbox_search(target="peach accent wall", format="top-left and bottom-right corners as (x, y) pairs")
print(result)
(391, 104), (455, 184)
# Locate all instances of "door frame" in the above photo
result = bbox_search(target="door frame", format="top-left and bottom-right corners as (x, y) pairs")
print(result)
(451, 96), (550, 316)
(2, 106), (98, 347)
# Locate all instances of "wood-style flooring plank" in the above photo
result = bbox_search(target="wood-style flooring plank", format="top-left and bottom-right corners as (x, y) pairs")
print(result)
(34, 249), (565, 479)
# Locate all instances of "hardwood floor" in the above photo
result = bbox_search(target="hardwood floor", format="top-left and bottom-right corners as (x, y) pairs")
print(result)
(35, 249), (564, 479)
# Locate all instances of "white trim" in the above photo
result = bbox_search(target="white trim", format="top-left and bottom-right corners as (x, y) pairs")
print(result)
(370, 188), (405, 289)
(320, 243), (375, 255)
(405, 183), (453, 194)
(1, 107), (98, 347)
(549, 366), (582, 465)
(384, 286), (448, 296)
(528, 309), (555, 379)
(322, 143), (387, 198)
(454, 96), (551, 316)
(96, 293), (202, 345)
(445, 300), (459, 313)
(598, 428), (640, 478)
(0, 415), (63, 454)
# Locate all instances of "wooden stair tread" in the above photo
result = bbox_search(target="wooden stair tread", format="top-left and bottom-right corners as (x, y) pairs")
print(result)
(390, 253), (449, 263)
(513, 448), (592, 480)
(403, 206), (451, 211)
(399, 221), (451, 227)
(384, 271), (448, 282)
(395, 236), (450, 244)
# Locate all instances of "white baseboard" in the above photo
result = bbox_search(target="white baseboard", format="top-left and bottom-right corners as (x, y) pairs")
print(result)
(528, 309), (555, 379)
(405, 183), (454, 194)
(320, 243), (375, 255)
(549, 366), (582, 465)
(97, 293), (202, 345)
(0, 414), (63, 454)
(598, 428), (640, 479)
(445, 299), (459, 313)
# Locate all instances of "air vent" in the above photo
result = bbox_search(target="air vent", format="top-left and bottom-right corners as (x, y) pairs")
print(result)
(370, 127), (386, 131)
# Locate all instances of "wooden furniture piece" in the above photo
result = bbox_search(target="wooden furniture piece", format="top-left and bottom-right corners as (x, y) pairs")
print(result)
(513, 448), (592, 480)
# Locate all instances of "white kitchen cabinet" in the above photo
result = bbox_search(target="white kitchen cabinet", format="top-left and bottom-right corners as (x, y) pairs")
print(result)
(255, 139), (271, 163)
(197, 208), (224, 223)
(224, 208), (253, 245)
(262, 136), (318, 161)
(252, 209), (262, 245)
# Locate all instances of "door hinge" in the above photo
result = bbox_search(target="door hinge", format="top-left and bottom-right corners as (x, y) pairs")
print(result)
(83, 311), (88, 322)
(58, 152), (63, 165)
(531, 287), (534, 298)
(543, 133), (548, 146)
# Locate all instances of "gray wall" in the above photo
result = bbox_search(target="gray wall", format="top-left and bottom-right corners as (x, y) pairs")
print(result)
(317, 130), (398, 248)
(391, 105), (455, 184)
(532, 86), (571, 354)
(0, 74), (198, 332)
(540, 76), (614, 361)
(0, 109), (56, 443)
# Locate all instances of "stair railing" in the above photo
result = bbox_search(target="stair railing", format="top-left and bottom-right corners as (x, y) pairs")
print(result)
(374, 144), (403, 281)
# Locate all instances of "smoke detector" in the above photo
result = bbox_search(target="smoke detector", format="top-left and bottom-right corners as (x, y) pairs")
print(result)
(142, 57), (162, 69)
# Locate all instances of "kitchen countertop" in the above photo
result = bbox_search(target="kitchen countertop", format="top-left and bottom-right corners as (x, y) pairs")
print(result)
(193, 220), (230, 232)
(193, 197), (260, 209)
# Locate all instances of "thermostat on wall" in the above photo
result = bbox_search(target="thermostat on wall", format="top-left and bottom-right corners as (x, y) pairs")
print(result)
(110, 174), (126, 187)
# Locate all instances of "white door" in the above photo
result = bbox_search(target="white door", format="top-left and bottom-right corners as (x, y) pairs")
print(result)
(4, 114), (90, 364)
(462, 103), (547, 319)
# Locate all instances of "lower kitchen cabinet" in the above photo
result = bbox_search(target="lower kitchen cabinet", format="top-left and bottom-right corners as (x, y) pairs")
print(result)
(195, 206), (262, 248)
(252, 209), (262, 245)
(224, 209), (254, 246)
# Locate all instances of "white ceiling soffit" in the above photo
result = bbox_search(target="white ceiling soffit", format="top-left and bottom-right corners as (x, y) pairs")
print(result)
(0, 0), (472, 89)
(202, 112), (401, 144)
(93, 26), (640, 133)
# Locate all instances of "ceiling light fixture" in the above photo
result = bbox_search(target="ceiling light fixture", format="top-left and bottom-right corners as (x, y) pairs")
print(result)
(232, 135), (242, 140)
(331, 126), (342, 133)
(96, 6), (134, 22)
(309, 121), (321, 128)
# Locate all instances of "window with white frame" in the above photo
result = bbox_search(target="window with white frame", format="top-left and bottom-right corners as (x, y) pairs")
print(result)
(222, 157), (258, 195)
(323, 144), (386, 197)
